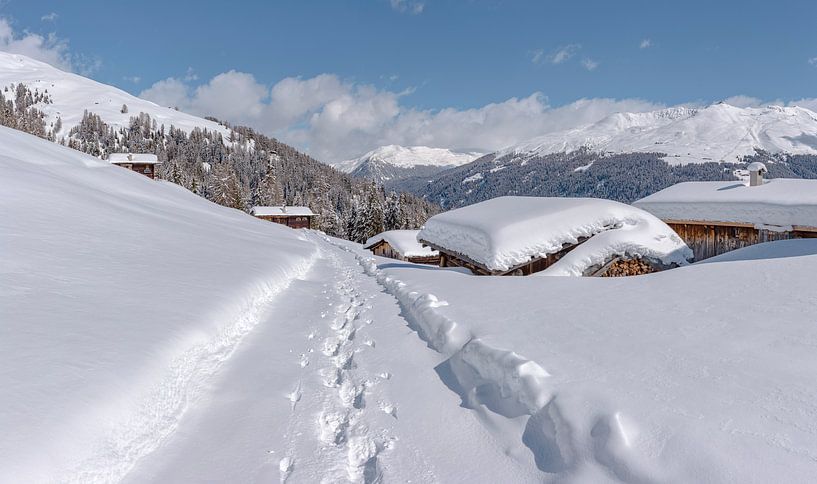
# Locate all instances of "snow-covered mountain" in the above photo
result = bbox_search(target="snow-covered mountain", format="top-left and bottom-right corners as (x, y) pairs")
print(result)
(0, 51), (230, 138)
(395, 103), (817, 209)
(334, 145), (482, 184)
(497, 103), (817, 165)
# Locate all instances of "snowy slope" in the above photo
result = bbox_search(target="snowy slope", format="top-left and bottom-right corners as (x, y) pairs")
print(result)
(0, 51), (230, 138)
(0, 125), (315, 481)
(358, 239), (817, 483)
(496, 103), (817, 165)
(0, 126), (538, 483)
(6, 121), (817, 482)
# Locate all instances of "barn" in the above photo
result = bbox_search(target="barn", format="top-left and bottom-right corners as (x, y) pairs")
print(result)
(364, 230), (440, 265)
(634, 165), (817, 261)
(417, 196), (692, 276)
(108, 153), (161, 179)
(251, 206), (315, 229)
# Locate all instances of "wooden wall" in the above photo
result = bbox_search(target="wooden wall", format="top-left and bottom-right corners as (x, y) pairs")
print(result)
(256, 215), (312, 229)
(667, 222), (794, 261)
(114, 163), (156, 179)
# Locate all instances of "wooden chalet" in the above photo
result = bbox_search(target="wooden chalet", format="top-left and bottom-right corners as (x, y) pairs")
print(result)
(634, 164), (817, 261)
(108, 153), (161, 179)
(251, 206), (315, 229)
(364, 230), (440, 265)
(418, 196), (692, 277)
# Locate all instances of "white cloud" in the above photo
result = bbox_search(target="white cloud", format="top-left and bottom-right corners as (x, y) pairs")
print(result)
(530, 49), (545, 64)
(789, 98), (817, 112)
(0, 18), (71, 70)
(549, 44), (581, 64)
(390, 0), (425, 14)
(640, 38), (652, 49)
(123, 75), (141, 84)
(809, 57), (817, 66)
(141, 71), (666, 162)
(581, 58), (599, 71)
(0, 17), (99, 74)
(41, 12), (58, 23)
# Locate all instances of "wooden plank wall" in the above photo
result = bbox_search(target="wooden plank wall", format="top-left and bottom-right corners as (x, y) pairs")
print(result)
(668, 223), (794, 261)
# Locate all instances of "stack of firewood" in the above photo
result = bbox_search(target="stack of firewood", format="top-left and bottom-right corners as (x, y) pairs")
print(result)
(602, 258), (655, 277)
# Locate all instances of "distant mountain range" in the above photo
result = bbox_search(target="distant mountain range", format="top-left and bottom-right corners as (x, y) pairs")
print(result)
(332, 145), (482, 184)
(391, 103), (817, 208)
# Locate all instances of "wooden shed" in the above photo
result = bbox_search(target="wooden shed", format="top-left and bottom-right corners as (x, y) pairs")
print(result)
(634, 172), (817, 261)
(251, 206), (315, 229)
(108, 153), (161, 179)
(418, 196), (692, 277)
(364, 230), (440, 265)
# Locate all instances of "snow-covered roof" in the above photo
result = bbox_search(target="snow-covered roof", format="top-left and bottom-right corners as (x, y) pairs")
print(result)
(364, 230), (439, 258)
(108, 153), (160, 164)
(633, 179), (817, 229)
(251, 206), (315, 217)
(418, 196), (691, 272)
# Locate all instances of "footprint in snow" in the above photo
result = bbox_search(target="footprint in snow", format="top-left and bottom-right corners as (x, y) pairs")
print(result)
(279, 456), (294, 483)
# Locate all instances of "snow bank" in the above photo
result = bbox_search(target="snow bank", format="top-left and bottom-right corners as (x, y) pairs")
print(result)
(418, 196), (691, 273)
(0, 125), (316, 481)
(369, 238), (817, 482)
(634, 178), (817, 228)
(364, 230), (438, 258)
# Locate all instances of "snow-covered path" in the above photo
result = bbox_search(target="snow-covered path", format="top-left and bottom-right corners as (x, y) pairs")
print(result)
(124, 237), (535, 483)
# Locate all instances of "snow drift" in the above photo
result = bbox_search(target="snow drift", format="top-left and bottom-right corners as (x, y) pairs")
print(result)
(418, 196), (691, 273)
(0, 125), (316, 481)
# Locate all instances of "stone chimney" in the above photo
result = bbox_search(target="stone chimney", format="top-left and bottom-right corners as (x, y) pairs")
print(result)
(747, 162), (767, 187)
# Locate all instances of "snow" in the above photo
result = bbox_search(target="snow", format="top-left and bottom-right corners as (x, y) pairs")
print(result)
(495, 103), (817, 165)
(361, 237), (817, 482)
(634, 178), (817, 228)
(108, 153), (160, 164)
(251, 205), (315, 217)
(0, 125), (316, 481)
(364, 230), (438, 258)
(461, 172), (484, 184)
(0, 51), (231, 138)
(6, 107), (817, 482)
(418, 196), (691, 272)
(334, 144), (483, 173)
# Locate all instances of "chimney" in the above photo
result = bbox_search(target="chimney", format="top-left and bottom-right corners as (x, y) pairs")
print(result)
(747, 162), (767, 187)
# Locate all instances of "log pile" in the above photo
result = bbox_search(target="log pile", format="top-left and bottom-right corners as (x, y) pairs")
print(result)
(601, 258), (656, 277)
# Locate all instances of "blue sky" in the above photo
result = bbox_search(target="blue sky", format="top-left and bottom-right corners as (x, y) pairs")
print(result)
(1, 0), (816, 160)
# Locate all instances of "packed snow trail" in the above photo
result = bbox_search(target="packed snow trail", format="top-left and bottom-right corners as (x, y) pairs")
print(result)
(124, 240), (536, 483)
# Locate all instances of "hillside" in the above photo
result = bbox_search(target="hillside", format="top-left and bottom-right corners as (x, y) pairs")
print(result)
(0, 51), (438, 243)
(334, 145), (482, 184)
(7, 122), (817, 482)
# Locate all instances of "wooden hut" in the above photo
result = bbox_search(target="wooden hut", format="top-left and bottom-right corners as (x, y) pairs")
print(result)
(364, 230), (440, 265)
(251, 206), (315, 229)
(634, 168), (817, 261)
(108, 153), (161, 179)
(418, 196), (692, 276)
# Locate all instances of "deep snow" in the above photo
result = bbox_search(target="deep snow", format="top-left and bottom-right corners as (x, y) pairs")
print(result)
(4, 123), (817, 483)
(418, 196), (691, 272)
(634, 178), (817, 228)
(364, 230), (438, 258)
